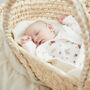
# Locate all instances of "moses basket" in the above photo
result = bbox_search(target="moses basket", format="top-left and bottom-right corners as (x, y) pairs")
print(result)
(0, 0), (90, 90)
(86, 0), (90, 13)
(80, 0), (90, 14)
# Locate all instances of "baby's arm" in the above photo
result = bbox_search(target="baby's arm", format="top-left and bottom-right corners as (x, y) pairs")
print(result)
(59, 15), (82, 34)
(21, 36), (36, 56)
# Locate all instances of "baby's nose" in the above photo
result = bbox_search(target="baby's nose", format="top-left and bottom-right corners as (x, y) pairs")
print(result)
(34, 36), (39, 43)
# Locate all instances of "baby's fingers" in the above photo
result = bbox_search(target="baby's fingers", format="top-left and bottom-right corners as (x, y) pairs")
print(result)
(20, 36), (32, 44)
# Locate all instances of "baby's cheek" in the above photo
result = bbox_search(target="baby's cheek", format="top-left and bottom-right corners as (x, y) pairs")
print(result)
(25, 27), (32, 35)
(25, 30), (30, 36)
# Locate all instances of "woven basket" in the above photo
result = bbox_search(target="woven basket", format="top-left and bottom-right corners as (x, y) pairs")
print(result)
(86, 0), (90, 13)
(80, 0), (90, 14)
(2, 0), (90, 90)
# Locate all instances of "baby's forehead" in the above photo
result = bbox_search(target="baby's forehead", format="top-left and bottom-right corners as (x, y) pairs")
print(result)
(30, 21), (47, 30)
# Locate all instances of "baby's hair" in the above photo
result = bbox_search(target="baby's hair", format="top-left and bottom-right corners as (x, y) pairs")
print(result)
(34, 20), (48, 28)
(34, 20), (47, 24)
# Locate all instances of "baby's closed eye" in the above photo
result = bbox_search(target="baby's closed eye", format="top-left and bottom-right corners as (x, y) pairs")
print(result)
(35, 31), (40, 36)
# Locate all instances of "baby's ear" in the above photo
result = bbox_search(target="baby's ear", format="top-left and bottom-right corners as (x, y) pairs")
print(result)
(58, 15), (66, 24)
(47, 24), (53, 32)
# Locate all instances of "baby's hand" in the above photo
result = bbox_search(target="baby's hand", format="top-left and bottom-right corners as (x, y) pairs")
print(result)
(21, 36), (32, 44)
(58, 15), (66, 24)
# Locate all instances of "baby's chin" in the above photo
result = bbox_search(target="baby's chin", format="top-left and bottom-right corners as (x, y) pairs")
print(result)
(45, 35), (55, 42)
(38, 36), (54, 46)
(36, 33), (55, 46)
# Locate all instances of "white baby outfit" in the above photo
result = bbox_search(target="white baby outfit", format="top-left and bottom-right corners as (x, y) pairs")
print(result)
(22, 16), (84, 67)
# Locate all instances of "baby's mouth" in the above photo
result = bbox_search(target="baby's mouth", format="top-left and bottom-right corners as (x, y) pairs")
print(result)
(39, 40), (42, 45)
(35, 40), (43, 47)
(39, 39), (44, 45)
(34, 39), (45, 47)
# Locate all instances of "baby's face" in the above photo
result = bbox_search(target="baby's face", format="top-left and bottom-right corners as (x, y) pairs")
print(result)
(25, 21), (55, 46)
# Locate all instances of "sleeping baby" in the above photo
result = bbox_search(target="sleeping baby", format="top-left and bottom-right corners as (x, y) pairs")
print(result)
(21, 20), (55, 46)
(20, 15), (84, 67)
